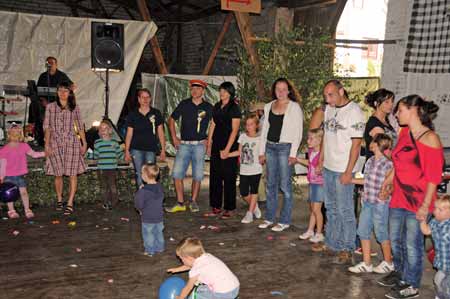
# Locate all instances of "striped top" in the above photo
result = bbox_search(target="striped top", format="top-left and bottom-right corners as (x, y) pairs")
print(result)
(93, 139), (124, 170)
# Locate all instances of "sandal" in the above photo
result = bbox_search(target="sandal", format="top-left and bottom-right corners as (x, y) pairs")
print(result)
(7, 210), (19, 219)
(63, 205), (74, 216)
(56, 201), (64, 211)
(220, 210), (233, 220)
(25, 209), (35, 219)
(203, 208), (222, 217)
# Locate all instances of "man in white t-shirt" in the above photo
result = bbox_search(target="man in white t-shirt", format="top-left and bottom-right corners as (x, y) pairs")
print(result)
(312, 80), (365, 264)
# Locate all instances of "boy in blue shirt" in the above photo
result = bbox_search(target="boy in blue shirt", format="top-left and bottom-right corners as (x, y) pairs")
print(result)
(420, 195), (450, 299)
(134, 164), (164, 256)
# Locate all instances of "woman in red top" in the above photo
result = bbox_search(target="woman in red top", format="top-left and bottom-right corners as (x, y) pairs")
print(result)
(378, 95), (444, 299)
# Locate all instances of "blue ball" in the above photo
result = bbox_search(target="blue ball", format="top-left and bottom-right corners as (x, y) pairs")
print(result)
(0, 182), (20, 203)
(159, 276), (186, 299)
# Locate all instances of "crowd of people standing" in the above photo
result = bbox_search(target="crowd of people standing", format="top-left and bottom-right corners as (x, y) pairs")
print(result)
(3, 67), (448, 299)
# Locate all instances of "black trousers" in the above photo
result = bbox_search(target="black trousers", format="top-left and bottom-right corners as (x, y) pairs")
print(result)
(209, 154), (238, 211)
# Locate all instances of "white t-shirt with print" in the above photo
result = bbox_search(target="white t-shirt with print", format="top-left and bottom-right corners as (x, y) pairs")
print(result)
(323, 101), (365, 172)
(238, 133), (263, 175)
(189, 253), (240, 293)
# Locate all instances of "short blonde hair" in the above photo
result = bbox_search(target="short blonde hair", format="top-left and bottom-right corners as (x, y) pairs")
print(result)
(141, 164), (159, 181)
(176, 237), (205, 258)
(244, 113), (259, 131)
(436, 195), (450, 208)
(308, 128), (323, 140)
(7, 126), (24, 142)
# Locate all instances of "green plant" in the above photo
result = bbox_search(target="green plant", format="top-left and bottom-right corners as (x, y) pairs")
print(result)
(236, 26), (335, 130)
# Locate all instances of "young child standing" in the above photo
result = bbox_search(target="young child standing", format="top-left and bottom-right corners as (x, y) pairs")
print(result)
(0, 126), (45, 218)
(420, 195), (450, 299)
(167, 237), (240, 299)
(134, 164), (164, 256)
(93, 120), (124, 209)
(348, 133), (394, 274)
(297, 128), (325, 243)
(229, 114), (262, 224)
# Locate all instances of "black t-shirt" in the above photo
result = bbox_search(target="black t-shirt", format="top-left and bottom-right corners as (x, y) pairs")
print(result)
(171, 98), (213, 141)
(267, 110), (284, 143)
(37, 69), (73, 101)
(127, 108), (163, 152)
(211, 101), (241, 154)
(363, 115), (396, 159)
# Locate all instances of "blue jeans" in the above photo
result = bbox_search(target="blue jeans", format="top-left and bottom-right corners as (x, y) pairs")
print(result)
(265, 142), (293, 224)
(389, 208), (424, 289)
(357, 201), (389, 242)
(172, 143), (206, 182)
(141, 222), (164, 254)
(190, 285), (239, 299)
(323, 168), (356, 251)
(131, 149), (156, 186)
(435, 270), (450, 299)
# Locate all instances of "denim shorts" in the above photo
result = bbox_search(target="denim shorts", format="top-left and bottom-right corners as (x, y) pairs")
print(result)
(357, 201), (389, 242)
(4, 176), (26, 188)
(190, 285), (239, 299)
(172, 143), (206, 181)
(308, 184), (324, 203)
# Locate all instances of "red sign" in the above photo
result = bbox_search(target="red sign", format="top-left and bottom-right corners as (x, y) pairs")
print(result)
(221, 0), (261, 14)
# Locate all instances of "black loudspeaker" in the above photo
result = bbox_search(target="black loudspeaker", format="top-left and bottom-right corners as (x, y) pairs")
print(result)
(91, 22), (124, 71)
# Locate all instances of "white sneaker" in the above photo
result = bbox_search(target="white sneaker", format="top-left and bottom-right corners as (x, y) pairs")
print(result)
(271, 223), (290, 232)
(253, 205), (262, 219)
(373, 260), (394, 274)
(309, 233), (324, 243)
(299, 230), (314, 240)
(258, 220), (273, 229)
(348, 261), (373, 273)
(241, 211), (253, 224)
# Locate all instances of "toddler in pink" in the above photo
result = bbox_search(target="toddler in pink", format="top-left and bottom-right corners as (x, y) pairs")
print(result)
(167, 237), (239, 299)
(0, 126), (45, 218)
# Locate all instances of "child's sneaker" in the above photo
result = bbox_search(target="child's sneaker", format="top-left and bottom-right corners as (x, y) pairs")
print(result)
(377, 271), (401, 287)
(258, 220), (273, 229)
(373, 261), (395, 274)
(241, 211), (253, 224)
(189, 201), (199, 213)
(271, 223), (290, 232)
(309, 233), (324, 243)
(385, 285), (419, 299)
(348, 261), (373, 273)
(299, 230), (314, 240)
(253, 205), (262, 219)
(165, 202), (186, 213)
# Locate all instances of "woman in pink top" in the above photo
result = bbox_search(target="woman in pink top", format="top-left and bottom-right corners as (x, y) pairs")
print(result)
(0, 126), (45, 218)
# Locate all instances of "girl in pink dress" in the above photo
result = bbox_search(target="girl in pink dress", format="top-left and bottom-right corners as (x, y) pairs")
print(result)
(0, 126), (45, 218)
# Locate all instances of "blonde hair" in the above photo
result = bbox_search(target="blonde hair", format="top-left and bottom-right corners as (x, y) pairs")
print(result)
(141, 164), (159, 181)
(436, 194), (450, 208)
(244, 113), (259, 132)
(7, 126), (24, 142)
(176, 237), (205, 258)
(308, 128), (323, 140)
(99, 120), (113, 136)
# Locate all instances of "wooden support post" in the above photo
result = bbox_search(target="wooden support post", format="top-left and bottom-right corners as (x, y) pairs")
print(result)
(234, 11), (266, 100)
(136, 0), (169, 74)
(202, 13), (233, 75)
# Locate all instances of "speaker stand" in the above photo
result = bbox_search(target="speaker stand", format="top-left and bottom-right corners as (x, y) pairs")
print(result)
(100, 68), (124, 142)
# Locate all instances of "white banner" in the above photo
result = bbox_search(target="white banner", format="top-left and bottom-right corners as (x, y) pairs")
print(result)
(381, 0), (450, 147)
(0, 11), (157, 129)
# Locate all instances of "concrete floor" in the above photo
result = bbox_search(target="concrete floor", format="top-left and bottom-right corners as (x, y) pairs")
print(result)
(0, 175), (436, 299)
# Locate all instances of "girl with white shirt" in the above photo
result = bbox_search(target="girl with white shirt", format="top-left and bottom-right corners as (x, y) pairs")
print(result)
(258, 78), (304, 232)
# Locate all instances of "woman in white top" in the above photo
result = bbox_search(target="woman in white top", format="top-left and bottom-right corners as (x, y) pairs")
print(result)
(258, 78), (303, 232)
